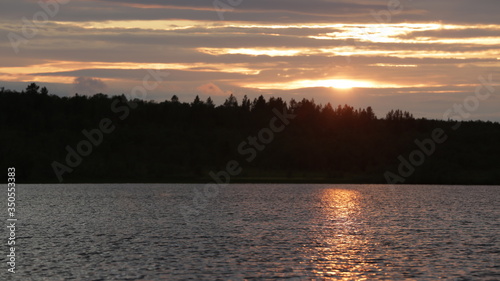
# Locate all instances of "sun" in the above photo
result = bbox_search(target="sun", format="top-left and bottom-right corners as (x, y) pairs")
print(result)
(329, 79), (375, 89)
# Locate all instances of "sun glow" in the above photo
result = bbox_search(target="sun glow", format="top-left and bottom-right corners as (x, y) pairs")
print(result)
(319, 79), (374, 89)
(246, 79), (379, 90)
(294, 79), (376, 89)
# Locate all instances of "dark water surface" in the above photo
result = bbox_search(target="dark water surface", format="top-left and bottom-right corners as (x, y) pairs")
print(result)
(6, 184), (500, 280)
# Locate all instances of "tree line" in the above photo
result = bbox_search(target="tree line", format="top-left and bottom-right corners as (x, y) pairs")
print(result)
(1, 83), (499, 184)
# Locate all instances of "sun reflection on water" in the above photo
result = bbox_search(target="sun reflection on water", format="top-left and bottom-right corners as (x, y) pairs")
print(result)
(303, 188), (383, 280)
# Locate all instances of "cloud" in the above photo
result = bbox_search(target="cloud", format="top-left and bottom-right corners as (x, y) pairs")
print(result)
(1, 0), (500, 121)
(196, 82), (231, 96)
(401, 28), (500, 39)
(73, 77), (107, 94)
(2, 0), (499, 25)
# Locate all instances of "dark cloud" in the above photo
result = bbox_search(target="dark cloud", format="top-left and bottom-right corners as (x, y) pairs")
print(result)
(73, 77), (107, 94)
(2, 0), (498, 24)
(196, 82), (231, 96)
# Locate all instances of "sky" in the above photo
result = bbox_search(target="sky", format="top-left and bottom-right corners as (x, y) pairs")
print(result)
(1, 0), (499, 120)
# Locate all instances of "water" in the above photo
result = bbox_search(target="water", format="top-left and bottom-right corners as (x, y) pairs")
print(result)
(5, 184), (499, 280)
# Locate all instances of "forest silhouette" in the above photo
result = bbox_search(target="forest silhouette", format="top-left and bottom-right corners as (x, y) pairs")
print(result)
(1, 83), (499, 184)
